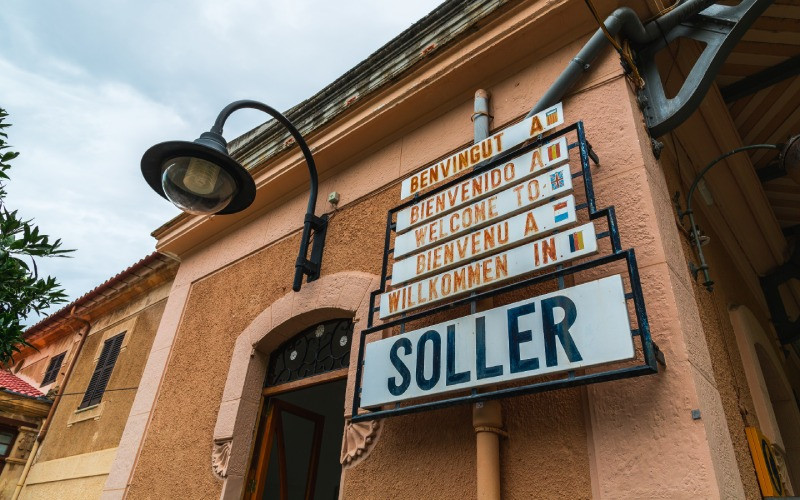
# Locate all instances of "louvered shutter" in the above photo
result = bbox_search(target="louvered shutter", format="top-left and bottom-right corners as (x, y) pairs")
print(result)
(79, 333), (124, 409)
(41, 352), (66, 386)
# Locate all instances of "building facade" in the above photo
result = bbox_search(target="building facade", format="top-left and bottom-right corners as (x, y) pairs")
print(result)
(79, 0), (800, 498)
(12, 253), (177, 499)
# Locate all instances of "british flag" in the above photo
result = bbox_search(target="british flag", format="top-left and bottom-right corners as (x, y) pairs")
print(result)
(550, 171), (564, 189)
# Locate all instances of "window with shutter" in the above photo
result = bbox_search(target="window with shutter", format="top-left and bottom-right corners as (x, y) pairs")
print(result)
(79, 333), (124, 409)
(40, 352), (66, 387)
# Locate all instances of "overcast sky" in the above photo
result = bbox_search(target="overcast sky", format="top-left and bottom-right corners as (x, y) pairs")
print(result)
(0, 0), (442, 320)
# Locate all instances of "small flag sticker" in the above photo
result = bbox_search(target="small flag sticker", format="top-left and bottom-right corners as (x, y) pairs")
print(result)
(569, 231), (584, 252)
(546, 108), (559, 126)
(550, 171), (564, 189)
(553, 201), (569, 223)
(547, 142), (561, 161)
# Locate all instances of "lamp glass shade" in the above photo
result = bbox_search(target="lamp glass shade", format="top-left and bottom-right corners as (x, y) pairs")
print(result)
(161, 156), (237, 215)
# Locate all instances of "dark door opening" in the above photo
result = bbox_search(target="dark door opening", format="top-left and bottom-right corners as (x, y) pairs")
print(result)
(249, 378), (347, 500)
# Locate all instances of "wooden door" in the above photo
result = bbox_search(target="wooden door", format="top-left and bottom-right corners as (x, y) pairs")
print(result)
(247, 399), (325, 500)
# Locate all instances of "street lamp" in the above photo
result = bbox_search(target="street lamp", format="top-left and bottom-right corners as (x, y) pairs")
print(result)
(677, 135), (800, 291)
(141, 100), (328, 292)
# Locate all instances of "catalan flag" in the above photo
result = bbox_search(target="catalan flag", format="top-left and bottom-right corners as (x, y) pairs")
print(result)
(553, 201), (569, 223)
(550, 171), (564, 189)
(546, 108), (559, 125)
(547, 142), (561, 161)
(569, 231), (584, 252)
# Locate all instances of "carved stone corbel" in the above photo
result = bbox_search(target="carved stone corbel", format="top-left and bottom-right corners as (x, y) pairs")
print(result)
(211, 438), (233, 479)
(340, 419), (381, 468)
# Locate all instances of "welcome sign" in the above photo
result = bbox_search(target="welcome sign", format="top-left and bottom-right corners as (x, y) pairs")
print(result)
(362, 275), (634, 407)
(391, 195), (578, 285)
(396, 137), (569, 233)
(380, 222), (597, 318)
(400, 103), (565, 199)
(394, 163), (573, 258)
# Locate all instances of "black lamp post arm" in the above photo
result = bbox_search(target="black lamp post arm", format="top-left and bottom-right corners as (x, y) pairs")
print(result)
(209, 99), (326, 292)
(682, 144), (779, 216)
(209, 100), (319, 215)
(679, 143), (780, 291)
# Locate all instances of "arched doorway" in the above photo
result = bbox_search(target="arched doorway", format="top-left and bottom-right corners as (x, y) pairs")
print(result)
(755, 343), (800, 492)
(730, 305), (800, 494)
(246, 318), (354, 499)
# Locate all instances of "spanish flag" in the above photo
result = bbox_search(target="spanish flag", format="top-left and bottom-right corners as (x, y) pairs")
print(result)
(547, 142), (561, 161)
(569, 230), (584, 252)
(546, 108), (559, 126)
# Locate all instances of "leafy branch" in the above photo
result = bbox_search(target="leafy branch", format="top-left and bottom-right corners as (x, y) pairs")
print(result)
(0, 107), (73, 363)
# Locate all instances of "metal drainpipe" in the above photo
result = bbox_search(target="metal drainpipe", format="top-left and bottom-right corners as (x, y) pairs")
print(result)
(12, 309), (91, 500)
(527, 0), (716, 116)
(472, 89), (505, 500)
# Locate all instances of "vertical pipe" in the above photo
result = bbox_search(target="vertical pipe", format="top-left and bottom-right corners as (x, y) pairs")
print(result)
(472, 89), (504, 500)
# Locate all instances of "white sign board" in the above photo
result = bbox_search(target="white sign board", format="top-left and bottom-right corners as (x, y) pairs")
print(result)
(362, 275), (633, 407)
(380, 221), (598, 318)
(394, 163), (573, 258)
(391, 195), (577, 285)
(396, 137), (569, 233)
(400, 103), (565, 199)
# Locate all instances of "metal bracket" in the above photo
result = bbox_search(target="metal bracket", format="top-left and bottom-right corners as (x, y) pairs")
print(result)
(635, 0), (772, 138)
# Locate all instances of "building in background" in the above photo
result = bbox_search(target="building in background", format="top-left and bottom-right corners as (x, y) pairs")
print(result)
(7, 0), (799, 498)
(9, 253), (177, 499)
(0, 371), (51, 498)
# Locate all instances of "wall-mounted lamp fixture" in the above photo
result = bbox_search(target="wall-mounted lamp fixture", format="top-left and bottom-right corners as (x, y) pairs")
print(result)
(676, 136), (800, 292)
(141, 100), (327, 292)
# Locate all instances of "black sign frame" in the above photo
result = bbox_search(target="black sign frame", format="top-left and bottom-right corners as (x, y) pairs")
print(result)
(350, 121), (660, 422)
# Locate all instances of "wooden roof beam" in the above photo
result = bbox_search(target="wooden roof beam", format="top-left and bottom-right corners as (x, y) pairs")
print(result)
(722, 54), (800, 102)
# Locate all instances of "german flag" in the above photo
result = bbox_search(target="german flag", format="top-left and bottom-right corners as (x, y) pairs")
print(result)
(547, 142), (561, 161)
(569, 231), (584, 252)
(546, 108), (559, 126)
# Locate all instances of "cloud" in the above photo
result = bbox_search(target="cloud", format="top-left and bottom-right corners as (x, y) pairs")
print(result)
(0, 0), (442, 319)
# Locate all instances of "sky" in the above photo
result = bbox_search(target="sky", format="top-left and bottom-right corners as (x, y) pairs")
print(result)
(0, 0), (442, 320)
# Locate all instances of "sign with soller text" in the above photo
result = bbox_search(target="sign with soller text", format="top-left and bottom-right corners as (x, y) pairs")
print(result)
(391, 195), (577, 285)
(394, 163), (573, 258)
(380, 221), (598, 318)
(396, 137), (569, 233)
(362, 275), (633, 407)
(400, 103), (565, 199)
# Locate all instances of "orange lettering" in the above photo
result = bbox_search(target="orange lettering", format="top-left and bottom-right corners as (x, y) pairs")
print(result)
(529, 116), (543, 135)
(459, 151), (469, 170)
(494, 132), (503, 151)
(453, 268), (466, 293)
(497, 222), (509, 244)
(530, 150), (543, 171)
(469, 145), (481, 164)
(442, 274), (453, 296)
(513, 184), (525, 205)
(414, 227), (427, 248)
(542, 237), (556, 263)
(482, 259), (493, 282)
(481, 139), (492, 158)
(504, 162), (515, 181)
(524, 212), (539, 235)
(527, 180), (540, 201)
(428, 276), (439, 300)
(388, 290), (401, 313)
(495, 254), (508, 278)
(410, 205), (420, 224)
(444, 243), (454, 266)
(467, 263), (481, 288)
